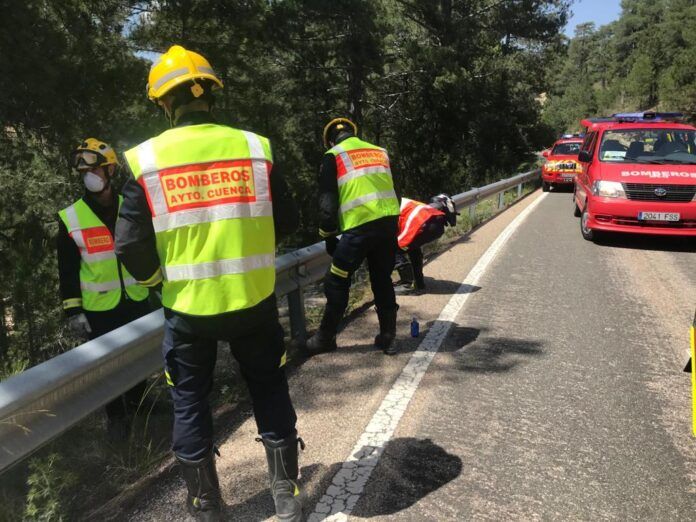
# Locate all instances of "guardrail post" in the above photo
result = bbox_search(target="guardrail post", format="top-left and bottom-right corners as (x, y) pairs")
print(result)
(517, 183), (522, 199)
(498, 191), (505, 209)
(287, 287), (307, 344)
(468, 202), (477, 224)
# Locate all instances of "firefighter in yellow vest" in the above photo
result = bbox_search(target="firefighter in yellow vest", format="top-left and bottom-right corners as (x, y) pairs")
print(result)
(304, 118), (401, 355)
(114, 46), (302, 521)
(57, 138), (151, 439)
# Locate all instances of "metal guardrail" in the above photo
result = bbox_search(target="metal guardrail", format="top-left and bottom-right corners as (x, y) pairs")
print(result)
(0, 169), (539, 472)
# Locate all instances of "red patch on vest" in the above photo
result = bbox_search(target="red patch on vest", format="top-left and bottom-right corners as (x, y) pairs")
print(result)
(156, 160), (267, 212)
(336, 148), (390, 178)
(81, 227), (114, 253)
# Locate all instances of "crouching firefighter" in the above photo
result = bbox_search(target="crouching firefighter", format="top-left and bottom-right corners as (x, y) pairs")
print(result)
(57, 138), (151, 440)
(114, 45), (303, 521)
(394, 194), (458, 294)
(305, 118), (401, 356)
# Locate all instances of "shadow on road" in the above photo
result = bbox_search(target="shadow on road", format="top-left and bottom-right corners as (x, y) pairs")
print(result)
(594, 233), (696, 253)
(350, 437), (462, 517)
(420, 278), (481, 295)
(445, 326), (544, 372)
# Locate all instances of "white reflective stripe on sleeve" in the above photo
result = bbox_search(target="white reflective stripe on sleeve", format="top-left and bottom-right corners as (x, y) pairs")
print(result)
(140, 170), (170, 216)
(163, 253), (275, 282)
(397, 203), (429, 243)
(152, 201), (273, 232)
(81, 280), (122, 293)
(337, 165), (392, 187)
(339, 190), (398, 215)
(242, 131), (271, 201)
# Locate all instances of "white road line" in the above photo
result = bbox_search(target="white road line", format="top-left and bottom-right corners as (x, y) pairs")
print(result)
(308, 192), (549, 521)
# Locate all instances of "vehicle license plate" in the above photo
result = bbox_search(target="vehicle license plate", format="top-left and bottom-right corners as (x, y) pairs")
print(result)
(561, 175), (574, 181)
(638, 212), (680, 222)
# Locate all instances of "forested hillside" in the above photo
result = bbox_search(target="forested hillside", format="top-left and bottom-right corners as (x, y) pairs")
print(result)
(0, 0), (568, 371)
(543, 0), (696, 132)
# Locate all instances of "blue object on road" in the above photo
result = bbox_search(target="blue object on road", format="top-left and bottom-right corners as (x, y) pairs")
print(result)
(410, 317), (420, 338)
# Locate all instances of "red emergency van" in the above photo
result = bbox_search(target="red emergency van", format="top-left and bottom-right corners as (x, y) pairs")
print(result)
(573, 112), (696, 241)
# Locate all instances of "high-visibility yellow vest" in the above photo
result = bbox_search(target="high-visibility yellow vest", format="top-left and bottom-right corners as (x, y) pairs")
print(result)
(124, 123), (276, 316)
(58, 197), (148, 312)
(327, 136), (399, 231)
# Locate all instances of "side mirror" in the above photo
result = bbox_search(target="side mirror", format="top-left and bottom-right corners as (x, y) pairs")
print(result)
(542, 149), (550, 158)
(578, 150), (592, 163)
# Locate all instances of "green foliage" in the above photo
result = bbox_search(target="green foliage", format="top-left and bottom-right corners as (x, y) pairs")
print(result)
(130, 0), (566, 232)
(542, 0), (696, 133)
(24, 454), (77, 521)
(0, 0), (566, 516)
(0, 1), (157, 370)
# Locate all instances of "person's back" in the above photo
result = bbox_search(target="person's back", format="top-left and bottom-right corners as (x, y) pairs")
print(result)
(115, 45), (303, 522)
(124, 122), (276, 315)
(305, 118), (401, 356)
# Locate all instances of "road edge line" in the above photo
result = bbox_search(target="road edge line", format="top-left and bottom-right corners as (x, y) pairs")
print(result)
(308, 192), (549, 521)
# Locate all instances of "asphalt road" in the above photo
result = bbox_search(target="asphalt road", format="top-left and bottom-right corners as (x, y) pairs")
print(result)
(123, 190), (696, 521)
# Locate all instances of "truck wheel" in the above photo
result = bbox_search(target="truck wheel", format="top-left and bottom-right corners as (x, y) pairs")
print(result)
(580, 207), (597, 241)
(542, 182), (550, 192)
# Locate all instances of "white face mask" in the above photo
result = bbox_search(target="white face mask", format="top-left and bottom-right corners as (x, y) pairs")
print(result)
(82, 171), (106, 193)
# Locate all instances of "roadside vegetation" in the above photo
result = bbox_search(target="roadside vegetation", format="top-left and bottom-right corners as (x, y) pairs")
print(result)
(3, 0), (692, 518)
(543, 0), (696, 132)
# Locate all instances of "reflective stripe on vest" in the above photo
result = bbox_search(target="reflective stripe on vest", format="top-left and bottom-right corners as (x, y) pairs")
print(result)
(62, 205), (116, 263)
(397, 198), (445, 249)
(124, 124), (276, 316)
(58, 198), (149, 311)
(328, 137), (399, 231)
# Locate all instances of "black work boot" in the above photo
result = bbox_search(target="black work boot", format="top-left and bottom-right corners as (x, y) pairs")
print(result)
(260, 434), (305, 522)
(374, 305), (399, 355)
(304, 308), (340, 355)
(304, 328), (337, 355)
(176, 450), (222, 521)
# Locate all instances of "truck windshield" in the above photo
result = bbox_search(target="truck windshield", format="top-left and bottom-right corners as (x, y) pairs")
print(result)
(599, 128), (696, 164)
(551, 142), (581, 155)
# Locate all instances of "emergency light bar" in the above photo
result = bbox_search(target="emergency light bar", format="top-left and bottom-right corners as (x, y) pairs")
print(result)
(581, 112), (685, 129)
(612, 111), (684, 122)
(560, 133), (584, 139)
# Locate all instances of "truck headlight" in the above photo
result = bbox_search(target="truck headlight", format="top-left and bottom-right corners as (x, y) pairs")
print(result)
(592, 180), (626, 198)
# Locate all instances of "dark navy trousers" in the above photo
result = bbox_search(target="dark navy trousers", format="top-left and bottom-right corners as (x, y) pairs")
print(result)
(162, 295), (297, 460)
(321, 216), (399, 334)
